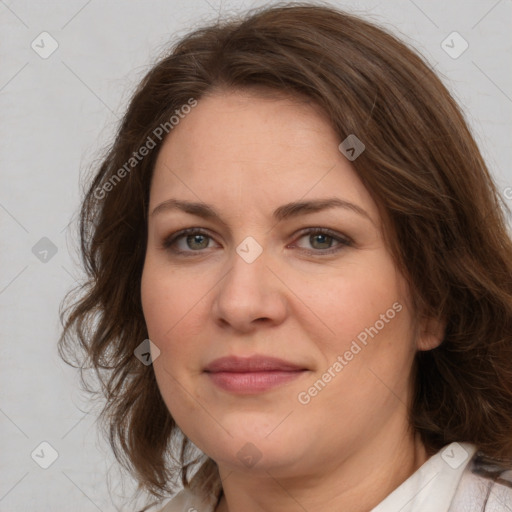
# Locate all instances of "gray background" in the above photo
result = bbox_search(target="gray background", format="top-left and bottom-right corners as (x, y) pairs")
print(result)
(1, 0), (511, 510)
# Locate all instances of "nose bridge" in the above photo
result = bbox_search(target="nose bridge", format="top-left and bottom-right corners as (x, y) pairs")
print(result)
(235, 235), (265, 266)
(224, 234), (269, 295)
(212, 234), (286, 329)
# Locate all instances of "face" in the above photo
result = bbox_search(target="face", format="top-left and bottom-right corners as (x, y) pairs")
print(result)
(141, 89), (438, 477)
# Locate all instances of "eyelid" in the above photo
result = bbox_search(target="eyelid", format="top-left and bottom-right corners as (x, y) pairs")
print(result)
(160, 227), (217, 252)
(288, 227), (353, 254)
(291, 227), (352, 244)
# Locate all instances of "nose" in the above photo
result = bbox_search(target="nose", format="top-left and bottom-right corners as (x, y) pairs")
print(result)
(211, 242), (288, 333)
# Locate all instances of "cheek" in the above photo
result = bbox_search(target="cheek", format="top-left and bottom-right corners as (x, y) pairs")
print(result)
(141, 261), (197, 341)
(141, 261), (210, 379)
(141, 266), (205, 420)
(295, 256), (409, 355)
(324, 266), (416, 398)
(141, 268), (171, 341)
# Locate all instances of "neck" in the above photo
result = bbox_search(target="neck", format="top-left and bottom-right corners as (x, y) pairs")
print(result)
(215, 430), (429, 512)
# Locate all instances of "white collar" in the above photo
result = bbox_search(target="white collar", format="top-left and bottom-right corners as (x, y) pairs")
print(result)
(371, 442), (478, 512)
(160, 442), (478, 512)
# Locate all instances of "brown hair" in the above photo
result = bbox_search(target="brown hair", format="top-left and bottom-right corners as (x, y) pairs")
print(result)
(58, 1), (512, 506)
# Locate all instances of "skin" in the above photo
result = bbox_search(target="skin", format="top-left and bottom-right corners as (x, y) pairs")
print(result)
(141, 89), (444, 512)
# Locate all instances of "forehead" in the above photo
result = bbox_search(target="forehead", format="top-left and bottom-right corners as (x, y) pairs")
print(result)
(149, 90), (378, 222)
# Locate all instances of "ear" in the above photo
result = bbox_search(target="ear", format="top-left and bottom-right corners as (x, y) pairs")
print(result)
(416, 315), (446, 351)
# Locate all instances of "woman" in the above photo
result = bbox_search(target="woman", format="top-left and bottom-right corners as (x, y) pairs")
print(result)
(59, 3), (512, 511)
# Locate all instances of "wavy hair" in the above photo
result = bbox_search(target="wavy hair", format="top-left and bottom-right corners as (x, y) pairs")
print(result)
(59, 1), (512, 507)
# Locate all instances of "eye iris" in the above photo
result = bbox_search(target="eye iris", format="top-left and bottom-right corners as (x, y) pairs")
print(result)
(310, 233), (332, 249)
(187, 234), (209, 250)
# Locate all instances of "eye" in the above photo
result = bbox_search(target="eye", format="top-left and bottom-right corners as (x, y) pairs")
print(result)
(161, 227), (352, 257)
(161, 228), (218, 255)
(290, 228), (352, 255)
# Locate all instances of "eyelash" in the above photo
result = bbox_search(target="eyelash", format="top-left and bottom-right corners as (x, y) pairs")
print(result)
(161, 227), (353, 257)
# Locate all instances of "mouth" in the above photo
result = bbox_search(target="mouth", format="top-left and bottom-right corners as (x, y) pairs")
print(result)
(204, 355), (309, 394)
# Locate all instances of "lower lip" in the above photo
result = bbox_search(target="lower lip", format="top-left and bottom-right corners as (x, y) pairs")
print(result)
(206, 370), (306, 394)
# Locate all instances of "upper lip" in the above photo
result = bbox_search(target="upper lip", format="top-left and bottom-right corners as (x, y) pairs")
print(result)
(204, 355), (307, 373)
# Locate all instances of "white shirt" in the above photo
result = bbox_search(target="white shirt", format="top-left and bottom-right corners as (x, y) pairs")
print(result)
(156, 442), (512, 511)
(373, 441), (476, 512)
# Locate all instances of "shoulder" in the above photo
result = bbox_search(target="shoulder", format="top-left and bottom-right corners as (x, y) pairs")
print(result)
(153, 487), (217, 512)
(473, 452), (512, 510)
(152, 458), (222, 512)
(450, 450), (512, 511)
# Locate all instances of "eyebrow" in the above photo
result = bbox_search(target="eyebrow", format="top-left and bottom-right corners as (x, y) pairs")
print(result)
(150, 197), (372, 223)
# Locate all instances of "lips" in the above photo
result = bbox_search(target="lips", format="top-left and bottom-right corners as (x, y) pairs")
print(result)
(204, 355), (308, 394)
(205, 355), (306, 373)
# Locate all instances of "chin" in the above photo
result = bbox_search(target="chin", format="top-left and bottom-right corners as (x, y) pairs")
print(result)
(211, 442), (303, 474)
(200, 421), (307, 472)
